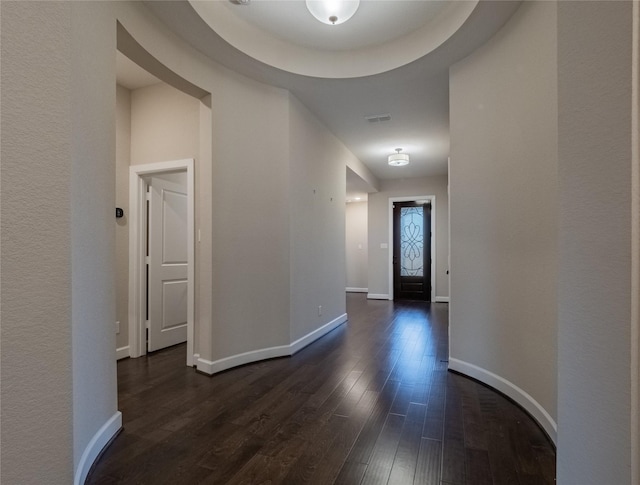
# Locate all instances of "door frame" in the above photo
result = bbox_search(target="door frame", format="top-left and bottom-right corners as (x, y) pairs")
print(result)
(128, 159), (195, 366)
(388, 195), (436, 301)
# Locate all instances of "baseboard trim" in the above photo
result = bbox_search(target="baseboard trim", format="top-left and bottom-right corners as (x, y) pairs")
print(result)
(346, 287), (368, 293)
(196, 314), (348, 376)
(448, 358), (557, 444)
(116, 346), (130, 360)
(434, 296), (450, 303)
(290, 313), (347, 354)
(367, 293), (390, 300)
(74, 411), (122, 485)
(196, 344), (289, 375)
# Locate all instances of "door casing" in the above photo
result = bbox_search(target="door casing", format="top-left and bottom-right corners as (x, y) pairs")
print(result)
(128, 159), (195, 366)
(388, 195), (436, 301)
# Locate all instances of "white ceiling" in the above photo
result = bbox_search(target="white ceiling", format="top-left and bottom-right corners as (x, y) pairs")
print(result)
(134, 0), (522, 198)
(223, 1), (452, 52)
(189, 0), (478, 78)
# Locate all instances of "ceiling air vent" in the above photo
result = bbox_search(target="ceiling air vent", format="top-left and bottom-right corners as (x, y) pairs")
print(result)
(365, 114), (391, 123)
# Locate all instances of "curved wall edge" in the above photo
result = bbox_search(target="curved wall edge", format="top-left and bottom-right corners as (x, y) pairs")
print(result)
(74, 412), (122, 485)
(448, 358), (557, 445)
(196, 314), (347, 375)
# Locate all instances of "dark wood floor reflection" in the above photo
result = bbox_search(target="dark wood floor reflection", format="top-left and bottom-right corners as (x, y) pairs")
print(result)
(87, 294), (555, 484)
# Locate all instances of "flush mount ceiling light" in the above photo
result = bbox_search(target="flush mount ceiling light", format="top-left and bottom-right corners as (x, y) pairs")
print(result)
(388, 148), (410, 167)
(305, 0), (360, 25)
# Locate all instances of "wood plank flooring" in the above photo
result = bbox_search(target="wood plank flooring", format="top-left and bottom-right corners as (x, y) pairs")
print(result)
(87, 294), (555, 484)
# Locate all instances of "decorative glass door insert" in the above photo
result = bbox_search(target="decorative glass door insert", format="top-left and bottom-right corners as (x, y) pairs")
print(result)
(400, 206), (424, 277)
(393, 201), (431, 301)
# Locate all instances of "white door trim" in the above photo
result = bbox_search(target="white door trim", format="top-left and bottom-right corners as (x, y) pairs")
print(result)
(128, 159), (195, 366)
(388, 195), (436, 302)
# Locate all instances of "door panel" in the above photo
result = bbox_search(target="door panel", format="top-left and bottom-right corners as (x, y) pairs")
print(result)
(393, 201), (431, 301)
(161, 280), (188, 335)
(161, 189), (188, 264)
(148, 173), (188, 351)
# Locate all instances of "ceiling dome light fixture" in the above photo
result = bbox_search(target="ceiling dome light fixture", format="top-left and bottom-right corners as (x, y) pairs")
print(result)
(388, 148), (410, 167)
(305, 0), (360, 25)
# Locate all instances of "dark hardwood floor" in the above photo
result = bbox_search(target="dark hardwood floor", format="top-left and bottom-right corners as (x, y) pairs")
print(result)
(87, 294), (555, 484)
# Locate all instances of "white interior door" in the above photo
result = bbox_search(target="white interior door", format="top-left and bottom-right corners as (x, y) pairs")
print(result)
(147, 171), (188, 352)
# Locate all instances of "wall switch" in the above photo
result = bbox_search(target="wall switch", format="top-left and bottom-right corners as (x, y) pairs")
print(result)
(380, 243), (388, 249)
(318, 305), (322, 316)
(115, 321), (120, 334)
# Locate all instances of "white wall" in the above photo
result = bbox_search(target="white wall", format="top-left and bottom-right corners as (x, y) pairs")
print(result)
(449, 1), (558, 441)
(289, 94), (348, 341)
(367, 175), (449, 300)
(557, 1), (636, 483)
(71, 3), (121, 476)
(345, 201), (368, 291)
(130, 82), (200, 166)
(208, 73), (291, 359)
(115, 84), (131, 351)
(1, 3), (75, 482)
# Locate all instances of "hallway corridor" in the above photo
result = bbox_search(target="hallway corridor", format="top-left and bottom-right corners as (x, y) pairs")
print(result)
(87, 294), (555, 484)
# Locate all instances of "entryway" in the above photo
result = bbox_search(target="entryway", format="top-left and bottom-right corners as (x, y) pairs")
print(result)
(389, 196), (435, 301)
(128, 160), (195, 365)
(393, 200), (431, 300)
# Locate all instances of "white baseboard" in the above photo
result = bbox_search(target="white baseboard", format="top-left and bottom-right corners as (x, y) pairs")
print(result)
(74, 411), (122, 485)
(346, 287), (368, 293)
(448, 358), (557, 444)
(195, 357), (216, 374)
(196, 314), (348, 376)
(116, 346), (130, 360)
(290, 313), (347, 354)
(197, 344), (289, 375)
(434, 296), (450, 303)
(367, 293), (390, 300)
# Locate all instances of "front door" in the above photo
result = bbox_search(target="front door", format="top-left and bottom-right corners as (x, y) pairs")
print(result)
(393, 201), (431, 301)
(147, 172), (188, 352)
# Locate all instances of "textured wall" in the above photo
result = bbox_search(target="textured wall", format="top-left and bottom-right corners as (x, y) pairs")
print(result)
(449, 0), (558, 438)
(557, 1), (635, 482)
(367, 175), (449, 299)
(1, 3), (75, 482)
(70, 0), (119, 475)
(345, 201), (369, 290)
